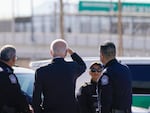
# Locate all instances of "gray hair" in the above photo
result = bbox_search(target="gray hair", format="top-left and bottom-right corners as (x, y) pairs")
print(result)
(0, 45), (16, 61)
(50, 39), (68, 57)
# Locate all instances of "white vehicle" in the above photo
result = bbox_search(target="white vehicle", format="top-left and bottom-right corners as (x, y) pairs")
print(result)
(13, 66), (35, 104)
(29, 57), (150, 92)
(132, 106), (149, 113)
(29, 57), (150, 110)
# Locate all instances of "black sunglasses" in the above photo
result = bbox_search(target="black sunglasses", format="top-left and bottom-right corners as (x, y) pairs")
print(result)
(90, 68), (102, 73)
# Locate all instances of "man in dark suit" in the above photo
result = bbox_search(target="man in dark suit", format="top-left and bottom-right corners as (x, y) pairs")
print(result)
(32, 39), (86, 113)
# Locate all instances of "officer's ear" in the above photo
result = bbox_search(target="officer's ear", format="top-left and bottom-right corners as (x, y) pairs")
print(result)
(89, 71), (91, 75)
(12, 56), (16, 62)
(8, 56), (16, 66)
(89, 69), (93, 76)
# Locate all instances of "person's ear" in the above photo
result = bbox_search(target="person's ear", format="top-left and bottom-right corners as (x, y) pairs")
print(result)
(89, 71), (92, 76)
(64, 49), (67, 57)
(12, 56), (16, 62)
(50, 50), (53, 56)
(11, 56), (16, 66)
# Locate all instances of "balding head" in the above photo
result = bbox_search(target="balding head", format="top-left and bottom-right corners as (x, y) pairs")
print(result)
(50, 39), (68, 58)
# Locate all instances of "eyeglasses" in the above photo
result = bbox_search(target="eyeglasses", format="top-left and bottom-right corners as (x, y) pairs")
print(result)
(90, 68), (103, 73)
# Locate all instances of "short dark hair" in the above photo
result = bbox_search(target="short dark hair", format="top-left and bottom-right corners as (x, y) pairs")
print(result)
(100, 41), (116, 59)
(0, 45), (16, 61)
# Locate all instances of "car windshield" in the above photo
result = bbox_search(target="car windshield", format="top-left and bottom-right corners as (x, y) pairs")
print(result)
(16, 73), (34, 97)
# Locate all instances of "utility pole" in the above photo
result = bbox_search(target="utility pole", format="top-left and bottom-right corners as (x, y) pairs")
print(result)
(12, 0), (15, 37)
(118, 0), (123, 56)
(60, 0), (64, 39)
(31, 0), (34, 42)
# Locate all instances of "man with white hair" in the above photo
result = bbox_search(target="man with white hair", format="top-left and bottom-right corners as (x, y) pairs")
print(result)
(0, 45), (31, 113)
(32, 39), (86, 113)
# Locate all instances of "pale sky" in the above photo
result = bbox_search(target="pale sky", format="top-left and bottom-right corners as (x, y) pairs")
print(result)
(0, 0), (78, 19)
(0, 0), (42, 19)
(0, 0), (148, 19)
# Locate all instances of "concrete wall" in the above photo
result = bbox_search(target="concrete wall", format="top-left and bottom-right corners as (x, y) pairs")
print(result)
(0, 20), (12, 32)
(0, 32), (150, 66)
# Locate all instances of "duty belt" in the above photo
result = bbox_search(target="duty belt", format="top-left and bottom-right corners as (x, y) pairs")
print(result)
(112, 109), (130, 113)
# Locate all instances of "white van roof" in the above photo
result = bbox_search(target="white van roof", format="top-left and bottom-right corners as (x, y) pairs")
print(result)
(29, 57), (150, 70)
(117, 57), (150, 64)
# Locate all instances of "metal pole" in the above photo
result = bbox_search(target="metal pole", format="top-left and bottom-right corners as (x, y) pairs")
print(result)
(109, 0), (113, 36)
(12, 0), (15, 37)
(60, 0), (64, 39)
(118, 0), (123, 56)
(54, 2), (57, 33)
(31, 0), (34, 42)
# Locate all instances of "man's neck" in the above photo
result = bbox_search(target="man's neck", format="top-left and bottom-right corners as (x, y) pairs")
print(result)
(53, 56), (63, 59)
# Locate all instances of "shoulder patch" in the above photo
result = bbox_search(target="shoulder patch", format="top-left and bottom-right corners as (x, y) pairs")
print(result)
(101, 75), (109, 85)
(0, 67), (4, 72)
(6, 68), (13, 73)
(9, 74), (17, 84)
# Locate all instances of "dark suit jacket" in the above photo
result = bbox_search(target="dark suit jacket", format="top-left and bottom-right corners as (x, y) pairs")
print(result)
(0, 61), (30, 113)
(32, 53), (86, 113)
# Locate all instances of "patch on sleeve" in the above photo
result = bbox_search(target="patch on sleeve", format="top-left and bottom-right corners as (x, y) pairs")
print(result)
(9, 74), (17, 84)
(0, 67), (3, 72)
(101, 75), (109, 85)
(6, 68), (13, 73)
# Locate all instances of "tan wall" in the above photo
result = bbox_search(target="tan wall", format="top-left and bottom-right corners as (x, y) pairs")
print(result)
(1, 32), (150, 61)
(16, 58), (31, 68)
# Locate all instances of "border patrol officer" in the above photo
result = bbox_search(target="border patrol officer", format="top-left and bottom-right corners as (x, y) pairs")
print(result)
(99, 41), (132, 113)
(0, 45), (31, 113)
(77, 62), (103, 113)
